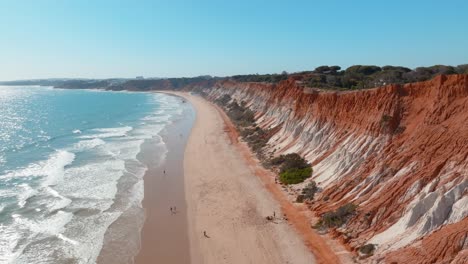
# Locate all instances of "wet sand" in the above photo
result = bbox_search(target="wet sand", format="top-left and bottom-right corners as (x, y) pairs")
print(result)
(134, 96), (195, 264)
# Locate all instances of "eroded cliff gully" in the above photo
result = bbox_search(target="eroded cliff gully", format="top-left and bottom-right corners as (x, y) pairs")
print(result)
(203, 74), (468, 263)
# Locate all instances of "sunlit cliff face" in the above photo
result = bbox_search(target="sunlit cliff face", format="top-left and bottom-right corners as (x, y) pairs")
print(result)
(207, 74), (468, 263)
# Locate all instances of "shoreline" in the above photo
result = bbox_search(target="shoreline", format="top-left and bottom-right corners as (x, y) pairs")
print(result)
(134, 93), (195, 264)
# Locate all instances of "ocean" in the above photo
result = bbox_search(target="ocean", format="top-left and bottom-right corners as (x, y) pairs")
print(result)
(0, 86), (184, 263)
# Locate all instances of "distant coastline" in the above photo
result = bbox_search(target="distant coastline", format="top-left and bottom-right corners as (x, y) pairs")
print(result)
(1, 64), (467, 92)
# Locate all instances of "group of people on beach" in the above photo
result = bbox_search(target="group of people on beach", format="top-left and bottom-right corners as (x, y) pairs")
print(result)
(266, 211), (288, 222)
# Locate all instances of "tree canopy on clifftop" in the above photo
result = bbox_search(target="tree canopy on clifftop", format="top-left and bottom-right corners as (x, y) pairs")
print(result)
(229, 64), (468, 90)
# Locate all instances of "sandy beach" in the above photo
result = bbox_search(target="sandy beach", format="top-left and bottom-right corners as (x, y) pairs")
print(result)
(176, 92), (316, 264)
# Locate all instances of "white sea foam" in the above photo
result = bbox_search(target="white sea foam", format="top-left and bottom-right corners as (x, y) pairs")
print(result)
(0, 222), (22, 264)
(14, 210), (73, 236)
(57, 159), (126, 212)
(71, 138), (105, 152)
(72, 129), (82, 134)
(0, 150), (75, 187)
(44, 187), (72, 212)
(79, 126), (133, 139)
(0, 188), (16, 199)
(142, 114), (171, 122)
(1, 210), (75, 264)
(16, 184), (37, 208)
(66, 211), (122, 264)
(42, 151), (75, 187)
(56, 233), (79, 245)
(97, 138), (145, 162)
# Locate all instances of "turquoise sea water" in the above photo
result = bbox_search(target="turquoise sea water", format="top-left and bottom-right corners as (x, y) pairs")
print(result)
(0, 86), (183, 263)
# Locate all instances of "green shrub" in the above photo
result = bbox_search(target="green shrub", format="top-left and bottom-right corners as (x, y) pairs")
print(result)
(359, 244), (375, 255)
(240, 128), (254, 138)
(280, 167), (312, 184)
(296, 194), (305, 203)
(270, 155), (286, 166)
(216, 94), (231, 105)
(337, 203), (357, 216)
(239, 126), (270, 156)
(281, 156), (309, 173)
(319, 212), (343, 228)
(271, 153), (312, 184)
(226, 100), (255, 126)
(271, 153), (309, 173)
(381, 115), (392, 123)
(314, 65), (341, 74)
(457, 64), (468, 74)
(301, 64), (462, 91)
(231, 73), (289, 83)
(394, 126), (406, 134)
(346, 65), (382, 76)
(316, 203), (357, 228)
(250, 138), (267, 152)
(297, 181), (317, 203)
(301, 181), (318, 200)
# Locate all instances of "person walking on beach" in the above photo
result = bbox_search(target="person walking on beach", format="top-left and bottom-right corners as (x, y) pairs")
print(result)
(163, 170), (166, 174)
(203, 231), (209, 238)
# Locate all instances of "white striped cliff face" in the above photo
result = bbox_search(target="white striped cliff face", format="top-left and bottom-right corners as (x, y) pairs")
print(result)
(205, 75), (468, 263)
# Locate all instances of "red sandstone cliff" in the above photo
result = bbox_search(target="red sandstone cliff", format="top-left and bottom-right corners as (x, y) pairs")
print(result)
(205, 75), (468, 263)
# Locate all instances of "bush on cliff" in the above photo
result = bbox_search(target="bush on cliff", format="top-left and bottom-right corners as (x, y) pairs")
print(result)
(271, 153), (309, 173)
(302, 181), (318, 200)
(279, 167), (312, 184)
(216, 94), (231, 105)
(359, 244), (375, 255)
(241, 126), (272, 160)
(227, 101), (255, 126)
(316, 203), (357, 228)
(221, 98), (273, 159)
(296, 181), (318, 202)
(271, 153), (312, 184)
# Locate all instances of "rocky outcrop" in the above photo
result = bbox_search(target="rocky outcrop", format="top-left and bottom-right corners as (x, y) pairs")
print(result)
(204, 75), (468, 263)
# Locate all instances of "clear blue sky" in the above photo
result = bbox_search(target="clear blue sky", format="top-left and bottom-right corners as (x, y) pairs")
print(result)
(0, 0), (467, 80)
